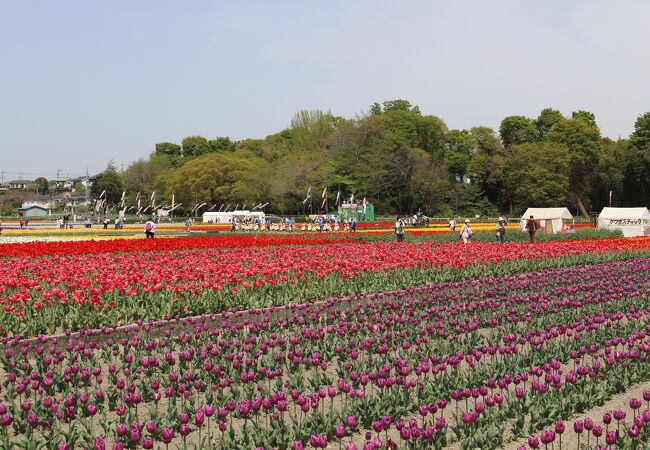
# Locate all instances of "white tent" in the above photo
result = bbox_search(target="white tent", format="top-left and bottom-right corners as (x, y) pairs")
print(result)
(520, 207), (574, 234)
(202, 210), (265, 224)
(597, 207), (650, 237)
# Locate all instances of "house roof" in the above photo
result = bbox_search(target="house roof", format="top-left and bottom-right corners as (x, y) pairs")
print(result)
(9, 180), (33, 184)
(521, 208), (573, 220)
(19, 205), (49, 211)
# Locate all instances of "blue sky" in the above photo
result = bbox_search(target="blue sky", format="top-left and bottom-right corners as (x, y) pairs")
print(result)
(1, 0), (649, 179)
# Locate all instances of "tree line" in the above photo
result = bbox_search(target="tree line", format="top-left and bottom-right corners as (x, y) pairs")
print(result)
(90, 100), (650, 217)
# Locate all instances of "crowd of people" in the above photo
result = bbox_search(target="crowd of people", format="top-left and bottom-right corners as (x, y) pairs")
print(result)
(3, 212), (551, 244)
(228, 216), (358, 233)
(392, 215), (541, 244)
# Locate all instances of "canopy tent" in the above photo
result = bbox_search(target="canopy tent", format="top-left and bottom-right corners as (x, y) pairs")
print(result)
(520, 207), (574, 234)
(202, 210), (265, 224)
(597, 207), (650, 237)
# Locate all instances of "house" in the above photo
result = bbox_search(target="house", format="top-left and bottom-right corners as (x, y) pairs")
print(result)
(71, 176), (97, 191)
(8, 180), (32, 190)
(66, 195), (91, 208)
(0, 182), (8, 191)
(19, 205), (50, 218)
(22, 194), (66, 210)
(53, 178), (74, 190)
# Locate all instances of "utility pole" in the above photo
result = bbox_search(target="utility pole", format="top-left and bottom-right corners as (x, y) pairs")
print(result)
(57, 169), (61, 179)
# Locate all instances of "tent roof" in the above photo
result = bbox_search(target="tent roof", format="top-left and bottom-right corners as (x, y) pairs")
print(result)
(598, 207), (650, 220)
(521, 207), (573, 220)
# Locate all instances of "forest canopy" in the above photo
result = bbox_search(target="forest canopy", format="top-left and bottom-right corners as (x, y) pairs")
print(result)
(110, 101), (650, 217)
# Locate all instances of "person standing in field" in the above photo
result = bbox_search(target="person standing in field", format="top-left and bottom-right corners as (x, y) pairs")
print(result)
(525, 215), (539, 242)
(144, 217), (155, 239)
(395, 216), (405, 242)
(495, 217), (507, 243)
(459, 219), (473, 244)
(449, 218), (457, 233)
(185, 217), (193, 232)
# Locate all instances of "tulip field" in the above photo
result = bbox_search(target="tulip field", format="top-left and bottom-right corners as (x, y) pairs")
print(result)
(0, 234), (650, 449)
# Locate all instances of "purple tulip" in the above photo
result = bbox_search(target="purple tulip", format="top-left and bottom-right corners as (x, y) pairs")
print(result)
(142, 436), (154, 449)
(130, 423), (141, 444)
(145, 420), (156, 433)
(179, 424), (190, 436)
(160, 427), (174, 444)
(26, 412), (38, 426)
(194, 408), (205, 426)
(629, 398), (642, 410)
(527, 435), (539, 448)
(94, 437), (106, 450)
(115, 423), (127, 437)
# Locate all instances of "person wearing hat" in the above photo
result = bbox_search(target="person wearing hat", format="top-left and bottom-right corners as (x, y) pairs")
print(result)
(495, 216), (507, 243)
(459, 219), (473, 244)
(525, 215), (539, 242)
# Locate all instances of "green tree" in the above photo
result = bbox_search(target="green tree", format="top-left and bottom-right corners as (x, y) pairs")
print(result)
(181, 136), (209, 157)
(444, 130), (474, 180)
(572, 110), (597, 126)
(161, 153), (261, 212)
(501, 142), (570, 210)
(625, 112), (650, 205)
(288, 110), (343, 152)
(536, 108), (564, 139)
(548, 117), (602, 216)
(155, 142), (182, 158)
(33, 177), (49, 194)
(91, 162), (124, 204)
(208, 137), (236, 153)
(122, 154), (171, 203)
(408, 148), (452, 214)
(466, 127), (503, 205)
(590, 138), (626, 210)
(499, 115), (538, 148)
(415, 115), (448, 159)
(369, 102), (383, 115)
